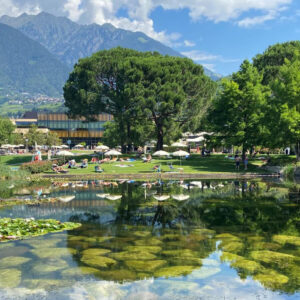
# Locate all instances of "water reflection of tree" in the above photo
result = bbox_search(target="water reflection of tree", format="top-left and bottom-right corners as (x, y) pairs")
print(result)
(65, 181), (299, 293)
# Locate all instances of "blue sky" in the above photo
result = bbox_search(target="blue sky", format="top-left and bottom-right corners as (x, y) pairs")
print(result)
(1, 0), (300, 75)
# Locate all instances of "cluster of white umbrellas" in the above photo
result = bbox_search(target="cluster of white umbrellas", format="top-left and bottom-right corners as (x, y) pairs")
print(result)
(152, 149), (190, 165)
(0, 144), (24, 148)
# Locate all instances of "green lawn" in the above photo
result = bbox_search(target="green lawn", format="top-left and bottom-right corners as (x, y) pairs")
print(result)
(0, 153), (275, 175)
(53, 154), (267, 175)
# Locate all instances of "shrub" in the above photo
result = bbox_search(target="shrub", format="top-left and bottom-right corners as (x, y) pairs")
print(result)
(20, 160), (52, 174)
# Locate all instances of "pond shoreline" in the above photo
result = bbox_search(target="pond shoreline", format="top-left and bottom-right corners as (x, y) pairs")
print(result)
(39, 172), (280, 181)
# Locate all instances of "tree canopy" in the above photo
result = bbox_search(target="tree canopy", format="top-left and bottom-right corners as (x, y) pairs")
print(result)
(64, 47), (216, 151)
(0, 117), (15, 145)
(208, 60), (269, 156)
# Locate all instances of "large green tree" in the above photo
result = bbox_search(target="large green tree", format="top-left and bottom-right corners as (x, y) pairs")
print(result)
(209, 60), (269, 158)
(253, 41), (300, 85)
(0, 117), (15, 145)
(25, 125), (46, 147)
(64, 47), (215, 151)
(271, 58), (300, 160)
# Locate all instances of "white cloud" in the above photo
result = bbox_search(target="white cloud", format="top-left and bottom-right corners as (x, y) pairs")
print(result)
(184, 40), (195, 47)
(63, 0), (84, 21)
(0, 0), (293, 44)
(182, 50), (218, 61)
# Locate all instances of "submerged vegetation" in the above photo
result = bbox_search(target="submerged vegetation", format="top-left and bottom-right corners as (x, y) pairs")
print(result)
(0, 218), (81, 242)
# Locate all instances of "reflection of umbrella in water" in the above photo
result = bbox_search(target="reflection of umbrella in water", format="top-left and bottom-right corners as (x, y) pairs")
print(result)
(172, 194), (190, 201)
(106, 195), (122, 201)
(96, 193), (110, 199)
(153, 195), (170, 201)
(58, 195), (75, 202)
(190, 181), (202, 188)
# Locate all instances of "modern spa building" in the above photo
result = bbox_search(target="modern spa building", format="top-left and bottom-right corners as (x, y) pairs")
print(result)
(12, 111), (113, 146)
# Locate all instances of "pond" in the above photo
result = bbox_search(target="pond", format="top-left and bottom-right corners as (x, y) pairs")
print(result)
(0, 179), (299, 299)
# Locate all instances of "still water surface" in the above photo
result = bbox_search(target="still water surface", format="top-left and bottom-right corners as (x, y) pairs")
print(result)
(0, 179), (299, 300)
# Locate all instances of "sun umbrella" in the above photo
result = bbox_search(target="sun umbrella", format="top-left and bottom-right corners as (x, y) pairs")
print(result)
(56, 150), (74, 156)
(96, 193), (110, 198)
(153, 195), (170, 201)
(187, 136), (205, 143)
(153, 150), (170, 157)
(171, 142), (186, 147)
(74, 144), (84, 148)
(106, 195), (122, 201)
(1, 144), (12, 148)
(172, 150), (189, 166)
(172, 194), (190, 201)
(61, 145), (69, 149)
(17, 144), (24, 147)
(105, 150), (122, 156)
(95, 145), (109, 151)
(58, 195), (75, 202)
(52, 145), (62, 149)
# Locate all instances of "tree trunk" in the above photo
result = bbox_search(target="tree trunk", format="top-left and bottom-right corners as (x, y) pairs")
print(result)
(295, 142), (300, 161)
(242, 146), (246, 161)
(156, 126), (164, 151)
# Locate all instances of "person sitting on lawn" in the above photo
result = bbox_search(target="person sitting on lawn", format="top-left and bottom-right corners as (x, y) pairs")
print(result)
(52, 164), (68, 174)
(91, 157), (98, 163)
(143, 154), (152, 163)
(95, 165), (103, 173)
(80, 159), (88, 168)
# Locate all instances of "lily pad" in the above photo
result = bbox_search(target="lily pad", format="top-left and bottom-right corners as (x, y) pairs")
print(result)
(0, 256), (31, 268)
(0, 268), (21, 288)
(125, 260), (166, 272)
(169, 257), (202, 266)
(251, 242), (281, 251)
(81, 255), (117, 268)
(31, 247), (76, 259)
(154, 266), (195, 278)
(110, 251), (156, 261)
(81, 248), (111, 256)
(215, 233), (240, 240)
(272, 235), (300, 247)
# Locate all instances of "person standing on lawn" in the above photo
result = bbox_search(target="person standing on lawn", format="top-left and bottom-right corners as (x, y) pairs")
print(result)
(235, 155), (241, 170)
(244, 155), (248, 170)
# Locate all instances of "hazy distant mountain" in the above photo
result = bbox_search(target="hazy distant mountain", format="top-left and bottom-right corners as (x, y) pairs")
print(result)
(0, 12), (220, 79)
(0, 23), (70, 97)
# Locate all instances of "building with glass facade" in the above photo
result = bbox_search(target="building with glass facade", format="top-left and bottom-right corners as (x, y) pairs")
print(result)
(37, 113), (112, 146)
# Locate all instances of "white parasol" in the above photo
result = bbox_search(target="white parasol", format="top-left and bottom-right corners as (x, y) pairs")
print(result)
(106, 195), (122, 200)
(153, 150), (170, 157)
(58, 195), (75, 202)
(172, 194), (190, 201)
(172, 150), (189, 165)
(153, 195), (170, 201)
(105, 150), (122, 156)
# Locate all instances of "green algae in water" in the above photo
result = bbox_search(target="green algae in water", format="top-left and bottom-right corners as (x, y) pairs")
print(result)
(154, 265), (196, 278)
(134, 237), (162, 246)
(220, 241), (244, 253)
(124, 245), (162, 254)
(62, 266), (101, 278)
(31, 247), (77, 259)
(272, 235), (300, 247)
(81, 248), (111, 256)
(31, 258), (69, 274)
(250, 250), (296, 265)
(0, 256), (31, 268)
(125, 260), (167, 272)
(254, 270), (289, 289)
(109, 251), (156, 261)
(81, 255), (117, 268)
(98, 269), (137, 282)
(0, 268), (21, 288)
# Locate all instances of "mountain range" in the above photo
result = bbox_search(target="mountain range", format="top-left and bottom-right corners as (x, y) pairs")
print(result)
(0, 12), (220, 100)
